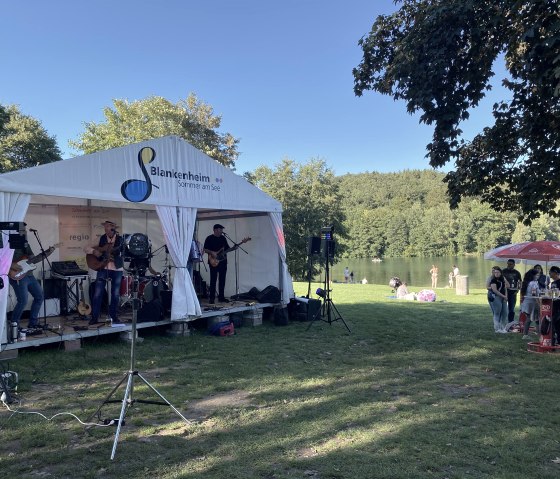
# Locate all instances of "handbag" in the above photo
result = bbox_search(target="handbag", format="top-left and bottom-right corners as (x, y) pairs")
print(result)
(540, 316), (551, 335)
(487, 290), (496, 302)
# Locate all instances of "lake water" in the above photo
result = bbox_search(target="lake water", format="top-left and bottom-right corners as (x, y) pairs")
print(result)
(328, 256), (530, 290)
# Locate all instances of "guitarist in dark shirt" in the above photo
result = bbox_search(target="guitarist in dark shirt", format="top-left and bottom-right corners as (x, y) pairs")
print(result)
(203, 224), (231, 304)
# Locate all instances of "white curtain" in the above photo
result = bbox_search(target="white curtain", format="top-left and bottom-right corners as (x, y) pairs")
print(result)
(156, 205), (201, 319)
(0, 193), (31, 343)
(268, 212), (294, 304)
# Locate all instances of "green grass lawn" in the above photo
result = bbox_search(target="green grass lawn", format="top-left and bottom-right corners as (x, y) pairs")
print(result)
(1, 282), (560, 478)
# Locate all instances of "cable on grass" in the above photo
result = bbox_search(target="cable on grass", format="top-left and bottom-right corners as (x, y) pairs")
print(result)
(1, 398), (113, 428)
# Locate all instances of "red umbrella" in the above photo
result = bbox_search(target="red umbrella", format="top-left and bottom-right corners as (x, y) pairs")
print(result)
(493, 241), (560, 262)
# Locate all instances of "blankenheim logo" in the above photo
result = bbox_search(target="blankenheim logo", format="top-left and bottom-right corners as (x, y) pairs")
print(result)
(121, 147), (157, 202)
(121, 147), (220, 203)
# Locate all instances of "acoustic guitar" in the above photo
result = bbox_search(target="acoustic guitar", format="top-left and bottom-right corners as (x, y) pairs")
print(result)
(77, 279), (91, 316)
(207, 237), (251, 267)
(86, 243), (119, 271)
(9, 242), (63, 280)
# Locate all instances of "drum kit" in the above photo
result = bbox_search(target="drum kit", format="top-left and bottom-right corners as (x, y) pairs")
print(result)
(120, 271), (170, 308)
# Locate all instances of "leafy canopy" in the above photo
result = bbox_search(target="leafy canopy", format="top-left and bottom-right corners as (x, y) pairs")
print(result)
(0, 104), (62, 173)
(252, 158), (346, 280)
(71, 93), (239, 168)
(353, 0), (560, 223)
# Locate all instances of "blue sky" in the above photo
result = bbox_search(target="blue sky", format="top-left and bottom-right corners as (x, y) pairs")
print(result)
(1, 0), (507, 175)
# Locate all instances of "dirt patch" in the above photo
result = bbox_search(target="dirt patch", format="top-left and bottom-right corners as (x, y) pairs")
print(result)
(184, 390), (254, 421)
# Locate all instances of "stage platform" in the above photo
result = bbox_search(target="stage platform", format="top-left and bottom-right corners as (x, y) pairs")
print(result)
(2, 299), (277, 354)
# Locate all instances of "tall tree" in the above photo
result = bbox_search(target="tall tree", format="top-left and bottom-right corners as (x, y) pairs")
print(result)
(71, 93), (239, 168)
(353, 0), (560, 223)
(252, 158), (346, 280)
(0, 104), (62, 173)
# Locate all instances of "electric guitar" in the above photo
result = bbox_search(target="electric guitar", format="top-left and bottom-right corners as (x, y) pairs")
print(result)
(9, 243), (62, 280)
(77, 279), (91, 316)
(207, 237), (251, 267)
(86, 243), (119, 271)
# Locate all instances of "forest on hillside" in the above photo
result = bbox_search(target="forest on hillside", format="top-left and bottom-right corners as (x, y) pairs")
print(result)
(336, 170), (560, 259)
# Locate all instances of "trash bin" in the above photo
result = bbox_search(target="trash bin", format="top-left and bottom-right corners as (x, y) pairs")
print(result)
(456, 275), (469, 295)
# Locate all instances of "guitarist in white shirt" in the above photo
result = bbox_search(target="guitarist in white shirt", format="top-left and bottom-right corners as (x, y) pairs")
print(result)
(8, 231), (47, 329)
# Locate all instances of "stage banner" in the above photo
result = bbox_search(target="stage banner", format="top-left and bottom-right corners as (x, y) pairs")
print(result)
(58, 206), (122, 269)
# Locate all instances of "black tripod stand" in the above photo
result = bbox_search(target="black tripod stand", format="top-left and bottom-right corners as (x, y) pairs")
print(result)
(306, 240), (351, 333)
(87, 266), (190, 459)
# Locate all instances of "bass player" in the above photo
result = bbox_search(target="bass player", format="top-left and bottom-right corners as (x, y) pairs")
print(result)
(9, 229), (58, 329)
(85, 221), (124, 325)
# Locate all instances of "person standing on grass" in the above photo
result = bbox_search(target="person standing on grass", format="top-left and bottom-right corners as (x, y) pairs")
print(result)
(489, 267), (509, 333)
(448, 271), (454, 288)
(502, 259), (522, 324)
(520, 269), (540, 339)
(548, 266), (560, 346)
(429, 264), (438, 289)
(344, 267), (350, 283)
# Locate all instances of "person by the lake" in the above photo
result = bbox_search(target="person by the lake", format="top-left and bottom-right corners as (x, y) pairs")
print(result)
(520, 268), (540, 339)
(502, 259), (522, 324)
(349, 271), (354, 283)
(344, 267), (350, 283)
(396, 282), (416, 300)
(429, 264), (438, 288)
(448, 271), (454, 288)
(453, 265), (460, 282)
(489, 266), (509, 333)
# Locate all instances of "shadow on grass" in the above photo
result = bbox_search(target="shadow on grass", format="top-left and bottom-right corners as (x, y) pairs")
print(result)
(2, 285), (560, 478)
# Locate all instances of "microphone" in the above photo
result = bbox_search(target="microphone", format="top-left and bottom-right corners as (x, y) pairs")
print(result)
(29, 228), (38, 232)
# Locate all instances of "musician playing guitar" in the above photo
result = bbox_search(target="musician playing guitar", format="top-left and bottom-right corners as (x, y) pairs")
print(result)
(9, 230), (59, 329)
(203, 224), (250, 304)
(85, 221), (124, 325)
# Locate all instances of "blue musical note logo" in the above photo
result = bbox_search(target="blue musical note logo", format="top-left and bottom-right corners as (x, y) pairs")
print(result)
(121, 147), (157, 202)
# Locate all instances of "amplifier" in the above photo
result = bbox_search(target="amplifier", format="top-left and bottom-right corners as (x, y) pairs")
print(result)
(291, 297), (321, 321)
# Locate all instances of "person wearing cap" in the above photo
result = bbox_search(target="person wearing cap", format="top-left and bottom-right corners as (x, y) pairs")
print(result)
(203, 224), (231, 304)
(87, 221), (124, 324)
(502, 258), (522, 323)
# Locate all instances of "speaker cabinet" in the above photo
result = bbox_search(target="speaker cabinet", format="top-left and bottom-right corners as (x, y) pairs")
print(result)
(307, 236), (321, 256)
(43, 278), (68, 315)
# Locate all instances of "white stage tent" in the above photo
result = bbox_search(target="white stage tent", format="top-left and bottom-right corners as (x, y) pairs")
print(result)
(0, 136), (294, 344)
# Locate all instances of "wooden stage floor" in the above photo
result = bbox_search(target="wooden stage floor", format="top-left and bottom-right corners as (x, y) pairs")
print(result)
(3, 298), (274, 353)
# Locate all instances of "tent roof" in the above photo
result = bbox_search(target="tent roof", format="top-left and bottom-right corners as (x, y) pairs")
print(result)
(0, 136), (281, 213)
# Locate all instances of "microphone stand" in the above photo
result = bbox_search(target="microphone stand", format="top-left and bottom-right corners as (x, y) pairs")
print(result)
(31, 229), (53, 331)
(222, 232), (248, 298)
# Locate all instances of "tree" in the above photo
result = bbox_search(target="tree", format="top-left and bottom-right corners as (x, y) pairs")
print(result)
(252, 158), (346, 280)
(71, 93), (239, 168)
(353, 0), (560, 223)
(0, 104), (62, 173)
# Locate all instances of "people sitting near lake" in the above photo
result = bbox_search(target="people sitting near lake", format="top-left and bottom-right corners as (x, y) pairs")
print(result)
(429, 264), (438, 289)
(489, 266), (510, 333)
(396, 282), (416, 300)
(520, 268), (541, 339)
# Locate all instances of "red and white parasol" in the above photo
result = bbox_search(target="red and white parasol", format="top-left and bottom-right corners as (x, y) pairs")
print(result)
(491, 241), (560, 262)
